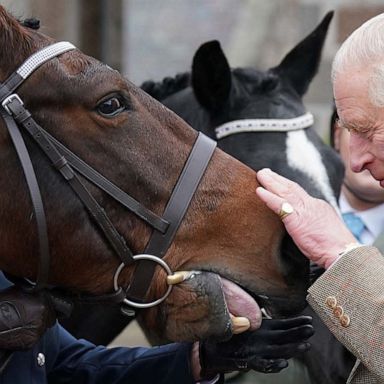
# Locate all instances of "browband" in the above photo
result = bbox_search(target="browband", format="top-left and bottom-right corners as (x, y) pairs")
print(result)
(17, 42), (76, 79)
(215, 112), (314, 139)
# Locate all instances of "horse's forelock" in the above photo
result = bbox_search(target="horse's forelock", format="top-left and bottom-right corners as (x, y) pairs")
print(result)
(259, 71), (280, 93)
(233, 67), (280, 94)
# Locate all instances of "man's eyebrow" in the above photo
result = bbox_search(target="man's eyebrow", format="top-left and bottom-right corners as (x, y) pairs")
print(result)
(337, 118), (374, 132)
(335, 118), (353, 129)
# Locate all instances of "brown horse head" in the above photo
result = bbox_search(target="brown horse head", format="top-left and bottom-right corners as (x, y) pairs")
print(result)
(0, 6), (307, 344)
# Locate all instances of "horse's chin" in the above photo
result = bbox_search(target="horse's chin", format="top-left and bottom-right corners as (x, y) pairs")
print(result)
(141, 270), (307, 345)
(142, 271), (262, 344)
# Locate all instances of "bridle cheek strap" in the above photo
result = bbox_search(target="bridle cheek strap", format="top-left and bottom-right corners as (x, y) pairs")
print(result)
(0, 109), (49, 288)
(124, 133), (216, 306)
(0, 42), (77, 290)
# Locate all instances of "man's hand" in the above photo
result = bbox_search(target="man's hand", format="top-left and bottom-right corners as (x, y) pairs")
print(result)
(256, 168), (356, 269)
(0, 287), (57, 350)
(197, 315), (314, 379)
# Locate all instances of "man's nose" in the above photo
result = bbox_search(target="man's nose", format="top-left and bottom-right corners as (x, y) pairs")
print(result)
(349, 134), (373, 172)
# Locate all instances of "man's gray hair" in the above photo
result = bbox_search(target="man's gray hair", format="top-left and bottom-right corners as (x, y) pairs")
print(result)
(332, 13), (384, 106)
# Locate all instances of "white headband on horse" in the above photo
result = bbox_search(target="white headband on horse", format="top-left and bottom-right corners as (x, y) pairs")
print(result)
(215, 112), (314, 139)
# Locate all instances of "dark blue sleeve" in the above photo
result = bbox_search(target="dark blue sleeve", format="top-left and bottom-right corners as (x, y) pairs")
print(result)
(48, 325), (195, 384)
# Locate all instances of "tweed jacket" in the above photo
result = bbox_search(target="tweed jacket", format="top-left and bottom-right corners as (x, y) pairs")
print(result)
(307, 246), (384, 384)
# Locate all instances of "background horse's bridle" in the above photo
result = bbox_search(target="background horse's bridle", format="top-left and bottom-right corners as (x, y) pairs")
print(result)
(0, 42), (216, 313)
(215, 113), (314, 139)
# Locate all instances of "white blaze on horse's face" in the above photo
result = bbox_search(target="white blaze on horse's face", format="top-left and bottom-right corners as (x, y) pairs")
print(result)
(286, 130), (339, 212)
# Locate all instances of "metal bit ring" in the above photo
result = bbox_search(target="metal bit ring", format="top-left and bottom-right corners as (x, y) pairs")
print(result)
(113, 254), (173, 309)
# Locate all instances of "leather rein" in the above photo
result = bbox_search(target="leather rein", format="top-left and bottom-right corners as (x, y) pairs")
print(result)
(0, 42), (216, 314)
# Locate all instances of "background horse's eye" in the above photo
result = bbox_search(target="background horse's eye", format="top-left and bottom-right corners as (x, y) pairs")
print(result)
(97, 97), (126, 117)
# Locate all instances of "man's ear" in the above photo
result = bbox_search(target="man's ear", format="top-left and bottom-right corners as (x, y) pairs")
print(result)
(333, 123), (341, 151)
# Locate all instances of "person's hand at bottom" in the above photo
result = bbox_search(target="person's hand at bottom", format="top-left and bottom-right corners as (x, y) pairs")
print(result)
(194, 315), (314, 380)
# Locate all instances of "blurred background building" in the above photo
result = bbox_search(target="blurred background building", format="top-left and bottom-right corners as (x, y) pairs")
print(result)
(4, 0), (384, 138)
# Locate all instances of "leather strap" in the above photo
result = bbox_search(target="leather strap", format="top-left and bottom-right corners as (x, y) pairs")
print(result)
(0, 73), (23, 102)
(6, 97), (135, 267)
(1, 110), (50, 290)
(43, 131), (169, 233)
(126, 133), (216, 301)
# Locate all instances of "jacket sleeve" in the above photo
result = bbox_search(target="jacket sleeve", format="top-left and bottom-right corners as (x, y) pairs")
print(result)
(47, 324), (195, 384)
(306, 246), (384, 382)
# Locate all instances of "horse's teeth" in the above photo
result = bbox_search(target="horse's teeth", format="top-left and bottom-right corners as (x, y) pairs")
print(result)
(166, 270), (201, 285)
(230, 314), (250, 334)
(166, 271), (190, 285)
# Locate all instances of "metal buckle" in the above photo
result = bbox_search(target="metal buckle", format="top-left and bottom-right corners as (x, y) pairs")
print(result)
(1, 94), (23, 116)
(113, 254), (173, 309)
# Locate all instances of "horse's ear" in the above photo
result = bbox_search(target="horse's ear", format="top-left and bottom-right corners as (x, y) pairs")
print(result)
(273, 11), (334, 96)
(191, 40), (232, 111)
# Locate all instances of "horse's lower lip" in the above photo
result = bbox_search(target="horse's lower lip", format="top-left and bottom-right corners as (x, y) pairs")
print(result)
(220, 277), (262, 330)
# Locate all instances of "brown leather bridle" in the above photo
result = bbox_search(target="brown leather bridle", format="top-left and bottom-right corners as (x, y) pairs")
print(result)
(0, 42), (216, 314)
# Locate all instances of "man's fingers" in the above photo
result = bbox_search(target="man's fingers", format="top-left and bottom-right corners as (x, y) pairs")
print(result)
(256, 186), (286, 216)
(257, 168), (287, 195)
(258, 168), (303, 190)
(257, 168), (309, 202)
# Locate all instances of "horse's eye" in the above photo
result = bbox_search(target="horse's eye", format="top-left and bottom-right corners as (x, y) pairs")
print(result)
(97, 97), (126, 117)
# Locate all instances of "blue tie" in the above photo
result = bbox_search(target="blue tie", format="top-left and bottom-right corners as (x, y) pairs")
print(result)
(342, 212), (365, 242)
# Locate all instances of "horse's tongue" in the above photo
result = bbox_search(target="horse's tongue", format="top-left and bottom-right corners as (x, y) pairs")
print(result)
(221, 277), (262, 330)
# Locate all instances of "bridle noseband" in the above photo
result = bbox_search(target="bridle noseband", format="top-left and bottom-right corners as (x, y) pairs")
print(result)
(0, 42), (216, 313)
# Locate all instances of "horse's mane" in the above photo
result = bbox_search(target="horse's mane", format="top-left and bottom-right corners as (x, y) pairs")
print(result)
(0, 9), (35, 48)
(140, 72), (191, 101)
(0, 8), (40, 78)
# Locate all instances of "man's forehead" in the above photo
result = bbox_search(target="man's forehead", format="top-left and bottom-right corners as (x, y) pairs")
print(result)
(334, 71), (371, 108)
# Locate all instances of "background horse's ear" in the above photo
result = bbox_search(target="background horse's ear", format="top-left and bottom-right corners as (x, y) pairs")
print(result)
(273, 11), (334, 96)
(21, 18), (40, 30)
(192, 40), (232, 111)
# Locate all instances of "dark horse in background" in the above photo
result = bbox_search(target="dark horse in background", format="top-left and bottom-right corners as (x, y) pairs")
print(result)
(62, 12), (348, 383)
(145, 12), (342, 208)
(142, 11), (350, 384)
(0, 5), (310, 350)
(147, 12), (351, 384)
